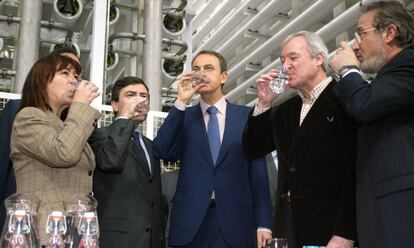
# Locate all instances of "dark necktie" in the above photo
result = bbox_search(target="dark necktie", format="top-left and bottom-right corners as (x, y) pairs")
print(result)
(132, 131), (152, 175)
(207, 106), (221, 165)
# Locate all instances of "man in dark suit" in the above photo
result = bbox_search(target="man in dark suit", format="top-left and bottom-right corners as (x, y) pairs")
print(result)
(329, 1), (414, 247)
(153, 50), (272, 248)
(243, 31), (357, 248)
(0, 99), (19, 227)
(89, 76), (164, 248)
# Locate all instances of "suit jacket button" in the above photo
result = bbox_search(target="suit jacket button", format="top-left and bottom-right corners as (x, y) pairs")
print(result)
(150, 202), (154, 208)
(145, 227), (151, 232)
(149, 178), (152, 183)
(92, 119), (97, 127)
(289, 167), (297, 172)
(88, 170), (93, 176)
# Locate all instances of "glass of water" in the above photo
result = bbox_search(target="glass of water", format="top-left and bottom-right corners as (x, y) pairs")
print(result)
(190, 71), (207, 87)
(269, 67), (289, 94)
(134, 100), (150, 115)
(265, 238), (288, 248)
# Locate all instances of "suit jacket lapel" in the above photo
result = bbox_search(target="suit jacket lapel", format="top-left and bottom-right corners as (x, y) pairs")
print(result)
(142, 136), (156, 179)
(130, 138), (151, 177)
(189, 105), (215, 167)
(291, 81), (334, 149)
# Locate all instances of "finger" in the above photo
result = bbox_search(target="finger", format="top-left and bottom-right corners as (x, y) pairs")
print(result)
(257, 74), (272, 83)
(90, 87), (99, 93)
(257, 234), (261, 248)
(179, 78), (192, 88)
(193, 82), (206, 91)
(91, 91), (100, 98)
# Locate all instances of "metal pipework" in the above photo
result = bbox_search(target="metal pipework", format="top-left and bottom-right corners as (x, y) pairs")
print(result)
(143, 0), (163, 111)
(0, 15), (20, 24)
(162, 38), (187, 55)
(14, 0), (42, 93)
(0, 14), (72, 31)
(223, 0), (371, 103)
(0, 69), (16, 78)
(40, 20), (72, 31)
(112, 2), (138, 10)
(108, 32), (146, 44)
(108, 33), (187, 55)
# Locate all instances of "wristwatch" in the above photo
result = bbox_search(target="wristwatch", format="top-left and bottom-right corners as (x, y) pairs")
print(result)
(337, 65), (360, 79)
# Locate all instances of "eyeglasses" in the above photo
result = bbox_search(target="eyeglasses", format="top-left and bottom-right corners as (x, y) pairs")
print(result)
(354, 27), (377, 43)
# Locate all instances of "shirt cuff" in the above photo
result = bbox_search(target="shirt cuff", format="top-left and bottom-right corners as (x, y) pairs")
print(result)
(257, 227), (272, 234)
(115, 116), (128, 120)
(342, 69), (362, 78)
(253, 103), (271, 116)
(174, 100), (187, 111)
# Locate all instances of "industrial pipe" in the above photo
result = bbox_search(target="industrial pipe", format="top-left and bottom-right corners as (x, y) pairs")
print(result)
(0, 14), (73, 31)
(0, 68), (16, 78)
(193, 0), (260, 54)
(223, 0), (373, 103)
(14, 0), (42, 92)
(143, 0), (162, 111)
(108, 32), (145, 44)
(52, 0), (83, 28)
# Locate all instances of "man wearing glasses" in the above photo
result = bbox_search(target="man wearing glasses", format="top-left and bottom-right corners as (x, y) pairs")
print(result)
(330, 1), (414, 247)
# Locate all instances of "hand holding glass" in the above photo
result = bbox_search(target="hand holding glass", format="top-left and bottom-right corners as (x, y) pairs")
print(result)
(191, 71), (207, 87)
(269, 67), (289, 94)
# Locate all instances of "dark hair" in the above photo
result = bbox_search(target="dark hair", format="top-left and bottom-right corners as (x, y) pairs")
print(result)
(192, 50), (227, 73)
(49, 47), (79, 58)
(111, 76), (149, 102)
(19, 54), (82, 112)
(362, 1), (414, 47)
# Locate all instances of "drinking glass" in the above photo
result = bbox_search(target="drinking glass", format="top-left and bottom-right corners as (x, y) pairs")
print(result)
(69, 75), (81, 93)
(134, 100), (150, 115)
(190, 71), (207, 87)
(265, 238), (288, 248)
(269, 67), (289, 94)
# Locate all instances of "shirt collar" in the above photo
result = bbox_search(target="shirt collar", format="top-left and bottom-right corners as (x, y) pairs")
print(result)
(297, 77), (332, 103)
(200, 96), (227, 116)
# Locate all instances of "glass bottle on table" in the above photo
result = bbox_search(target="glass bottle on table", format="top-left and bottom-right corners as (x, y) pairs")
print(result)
(0, 193), (41, 248)
(77, 212), (99, 248)
(45, 211), (67, 248)
(64, 194), (97, 248)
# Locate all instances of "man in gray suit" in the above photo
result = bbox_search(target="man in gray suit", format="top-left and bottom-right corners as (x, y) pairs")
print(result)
(89, 76), (164, 248)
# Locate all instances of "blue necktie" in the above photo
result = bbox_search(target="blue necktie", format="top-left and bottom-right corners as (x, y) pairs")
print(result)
(132, 131), (152, 175)
(207, 106), (221, 165)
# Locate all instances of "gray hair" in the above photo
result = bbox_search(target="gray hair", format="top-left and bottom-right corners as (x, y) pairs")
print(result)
(281, 31), (329, 72)
(362, 1), (414, 47)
